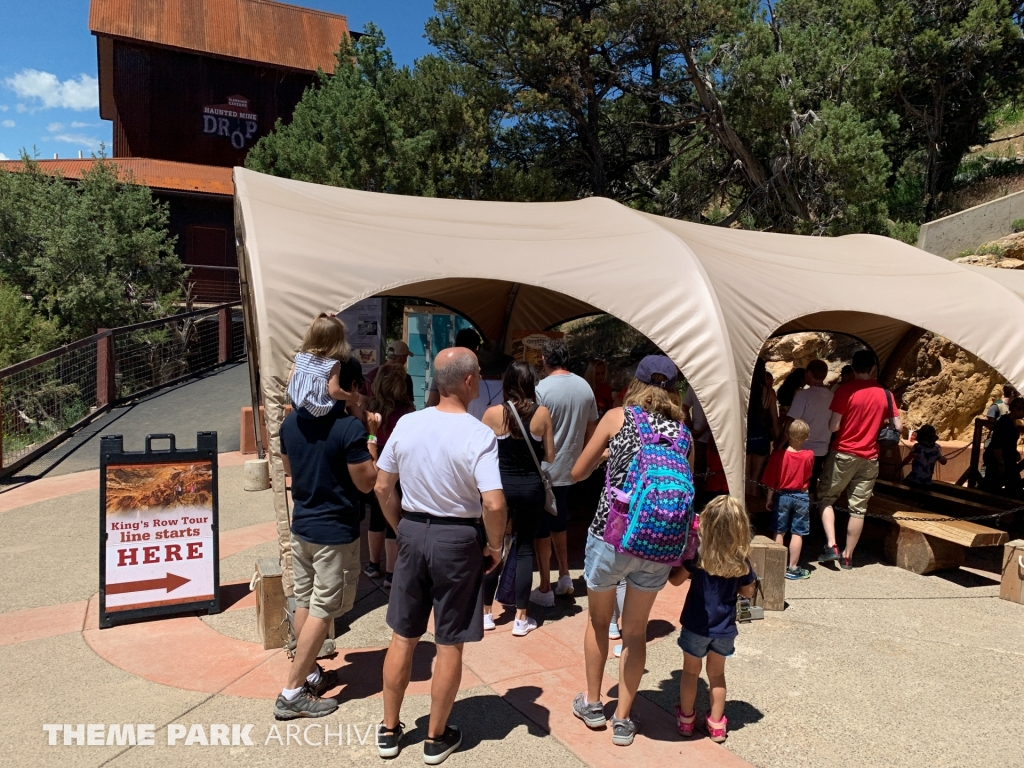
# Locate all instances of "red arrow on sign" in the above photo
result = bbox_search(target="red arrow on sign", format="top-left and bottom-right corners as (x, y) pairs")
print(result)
(107, 573), (191, 595)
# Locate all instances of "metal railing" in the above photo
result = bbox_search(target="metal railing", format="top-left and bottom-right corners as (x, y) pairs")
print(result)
(0, 302), (243, 477)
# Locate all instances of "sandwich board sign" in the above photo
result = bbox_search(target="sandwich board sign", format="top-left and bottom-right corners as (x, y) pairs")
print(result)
(99, 433), (221, 628)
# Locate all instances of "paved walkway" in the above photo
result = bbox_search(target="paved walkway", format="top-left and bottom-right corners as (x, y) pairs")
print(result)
(1, 461), (1023, 767)
(5, 362), (251, 481)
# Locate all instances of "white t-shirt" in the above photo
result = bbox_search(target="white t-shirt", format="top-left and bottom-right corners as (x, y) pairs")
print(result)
(377, 407), (502, 518)
(786, 386), (834, 456)
(682, 387), (710, 444)
(536, 372), (599, 486)
(468, 379), (505, 421)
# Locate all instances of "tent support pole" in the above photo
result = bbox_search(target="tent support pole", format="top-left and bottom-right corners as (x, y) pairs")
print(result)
(234, 205), (265, 459)
(498, 282), (521, 351)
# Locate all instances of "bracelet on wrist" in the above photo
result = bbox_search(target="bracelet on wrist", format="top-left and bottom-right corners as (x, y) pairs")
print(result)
(367, 434), (377, 444)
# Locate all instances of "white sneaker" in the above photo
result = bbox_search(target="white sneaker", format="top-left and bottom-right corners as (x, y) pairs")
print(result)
(530, 588), (555, 607)
(512, 617), (538, 637)
(554, 575), (574, 596)
(483, 613), (496, 631)
(608, 622), (621, 640)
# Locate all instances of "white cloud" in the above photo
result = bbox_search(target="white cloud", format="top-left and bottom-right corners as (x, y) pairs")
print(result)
(47, 122), (64, 132)
(4, 69), (98, 111)
(0, 104), (8, 111)
(0, 152), (9, 160)
(52, 133), (102, 151)
(70, 121), (94, 128)
(1, 120), (14, 129)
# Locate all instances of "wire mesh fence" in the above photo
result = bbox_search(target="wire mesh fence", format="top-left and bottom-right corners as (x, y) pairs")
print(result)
(0, 302), (244, 476)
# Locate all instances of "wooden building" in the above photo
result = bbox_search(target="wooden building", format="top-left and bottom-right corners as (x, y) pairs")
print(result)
(5, 0), (354, 302)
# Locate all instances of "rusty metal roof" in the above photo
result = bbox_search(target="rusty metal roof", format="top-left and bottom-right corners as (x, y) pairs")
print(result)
(0, 158), (234, 196)
(89, 0), (349, 73)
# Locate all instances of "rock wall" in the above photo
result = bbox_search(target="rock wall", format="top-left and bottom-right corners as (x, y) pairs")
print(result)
(763, 331), (1005, 441)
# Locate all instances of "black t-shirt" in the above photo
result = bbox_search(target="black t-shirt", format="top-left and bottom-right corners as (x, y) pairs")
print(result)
(680, 558), (756, 639)
(280, 401), (371, 545)
(988, 413), (1020, 466)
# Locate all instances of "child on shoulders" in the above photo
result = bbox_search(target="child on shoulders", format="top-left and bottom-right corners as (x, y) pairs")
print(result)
(287, 313), (360, 417)
(762, 419), (815, 580)
(669, 495), (756, 744)
(903, 424), (946, 488)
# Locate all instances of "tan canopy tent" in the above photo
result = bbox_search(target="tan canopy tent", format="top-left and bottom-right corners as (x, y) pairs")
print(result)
(234, 168), (1024, 589)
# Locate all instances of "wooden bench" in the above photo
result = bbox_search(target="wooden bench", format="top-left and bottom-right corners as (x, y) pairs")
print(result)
(869, 496), (1009, 574)
(874, 478), (1017, 519)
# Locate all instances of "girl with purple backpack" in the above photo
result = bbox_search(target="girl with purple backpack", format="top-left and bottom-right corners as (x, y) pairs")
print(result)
(570, 355), (694, 746)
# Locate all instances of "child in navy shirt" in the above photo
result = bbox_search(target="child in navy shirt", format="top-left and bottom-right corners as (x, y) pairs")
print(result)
(669, 495), (756, 744)
(762, 419), (815, 579)
(903, 424), (946, 487)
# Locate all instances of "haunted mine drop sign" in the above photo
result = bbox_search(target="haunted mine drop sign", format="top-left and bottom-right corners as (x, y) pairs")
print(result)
(99, 433), (221, 628)
(202, 95), (259, 150)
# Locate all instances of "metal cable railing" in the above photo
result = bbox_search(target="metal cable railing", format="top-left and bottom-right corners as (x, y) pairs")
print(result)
(0, 302), (243, 477)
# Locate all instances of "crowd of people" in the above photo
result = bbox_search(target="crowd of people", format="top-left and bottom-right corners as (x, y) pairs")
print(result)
(272, 310), (1021, 762)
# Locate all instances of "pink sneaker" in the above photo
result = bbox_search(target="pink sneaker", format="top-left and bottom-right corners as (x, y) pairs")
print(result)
(674, 706), (696, 737)
(705, 712), (727, 743)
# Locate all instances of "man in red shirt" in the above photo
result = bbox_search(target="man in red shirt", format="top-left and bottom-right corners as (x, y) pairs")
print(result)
(817, 350), (901, 569)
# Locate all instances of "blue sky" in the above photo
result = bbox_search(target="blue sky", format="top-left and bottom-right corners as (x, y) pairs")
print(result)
(0, 0), (437, 161)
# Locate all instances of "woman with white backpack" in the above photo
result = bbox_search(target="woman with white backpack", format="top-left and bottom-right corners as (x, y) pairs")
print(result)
(570, 355), (695, 746)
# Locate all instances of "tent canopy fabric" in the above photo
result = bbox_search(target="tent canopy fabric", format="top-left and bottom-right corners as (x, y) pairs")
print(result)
(234, 167), (1024, 504)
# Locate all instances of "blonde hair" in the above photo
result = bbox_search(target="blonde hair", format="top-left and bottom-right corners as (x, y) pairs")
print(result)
(583, 358), (606, 389)
(696, 496), (752, 578)
(369, 363), (414, 423)
(788, 419), (810, 442)
(300, 313), (349, 360)
(623, 378), (685, 421)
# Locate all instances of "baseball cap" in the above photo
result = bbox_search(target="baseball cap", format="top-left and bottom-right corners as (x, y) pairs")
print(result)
(386, 340), (413, 357)
(634, 355), (679, 389)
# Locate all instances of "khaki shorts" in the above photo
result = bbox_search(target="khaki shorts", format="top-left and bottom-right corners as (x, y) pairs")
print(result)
(816, 452), (878, 517)
(291, 536), (360, 620)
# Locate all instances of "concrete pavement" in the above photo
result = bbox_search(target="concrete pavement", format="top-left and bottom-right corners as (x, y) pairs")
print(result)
(1, 462), (1022, 767)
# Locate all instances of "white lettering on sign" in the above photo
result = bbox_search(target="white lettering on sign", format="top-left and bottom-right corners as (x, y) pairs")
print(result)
(202, 96), (260, 148)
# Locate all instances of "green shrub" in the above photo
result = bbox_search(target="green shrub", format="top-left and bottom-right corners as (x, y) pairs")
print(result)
(976, 243), (1007, 256)
(1012, 218), (1024, 233)
(887, 220), (921, 245)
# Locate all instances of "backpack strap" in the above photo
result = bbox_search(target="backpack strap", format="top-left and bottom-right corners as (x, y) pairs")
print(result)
(631, 406), (656, 443)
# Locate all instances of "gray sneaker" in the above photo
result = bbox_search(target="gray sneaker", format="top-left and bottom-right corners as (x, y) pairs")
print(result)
(611, 716), (637, 746)
(273, 685), (338, 720)
(572, 693), (606, 729)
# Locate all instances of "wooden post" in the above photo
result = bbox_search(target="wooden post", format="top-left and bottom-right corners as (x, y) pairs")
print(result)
(749, 535), (786, 610)
(0, 382), (4, 472)
(967, 418), (984, 488)
(96, 331), (116, 407)
(1000, 540), (1024, 605)
(218, 307), (232, 364)
(254, 557), (288, 649)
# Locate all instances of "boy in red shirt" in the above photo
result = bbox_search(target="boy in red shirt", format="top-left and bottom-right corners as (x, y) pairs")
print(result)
(763, 419), (814, 580)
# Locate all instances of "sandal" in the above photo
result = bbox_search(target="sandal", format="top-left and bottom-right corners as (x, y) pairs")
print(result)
(674, 705), (696, 737)
(705, 711), (727, 743)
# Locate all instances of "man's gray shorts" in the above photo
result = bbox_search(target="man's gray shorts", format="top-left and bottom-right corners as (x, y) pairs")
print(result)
(386, 514), (485, 645)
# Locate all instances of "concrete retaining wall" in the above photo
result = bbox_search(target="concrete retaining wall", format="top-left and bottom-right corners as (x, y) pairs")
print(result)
(917, 189), (1024, 259)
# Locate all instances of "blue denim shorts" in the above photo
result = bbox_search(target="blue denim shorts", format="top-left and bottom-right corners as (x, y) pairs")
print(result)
(583, 532), (671, 593)
(678, 627), (735, 658)
(771, 491), (810, 537)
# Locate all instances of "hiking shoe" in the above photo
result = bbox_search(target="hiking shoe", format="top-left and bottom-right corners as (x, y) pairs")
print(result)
(554, 574), (575, 596)
(512, 617), (537, 637)
(785, 566), (810, 580)
(611, 716), (638, 746)
(376, 721), (404, 759)
(839, 556), (853, 570)
(818, 544), (841, 563)
(363, 561), (382, 579)
(273, 685), (338, 720)
(608, 622), (621, 640)
(572, 693), (607, 729)
(309, 663), (343, 697)
(382, 575), (393, 592)
(530, 588), (555, 607)
(483, 613), (496, 631)
(423, 725), (462, 765)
